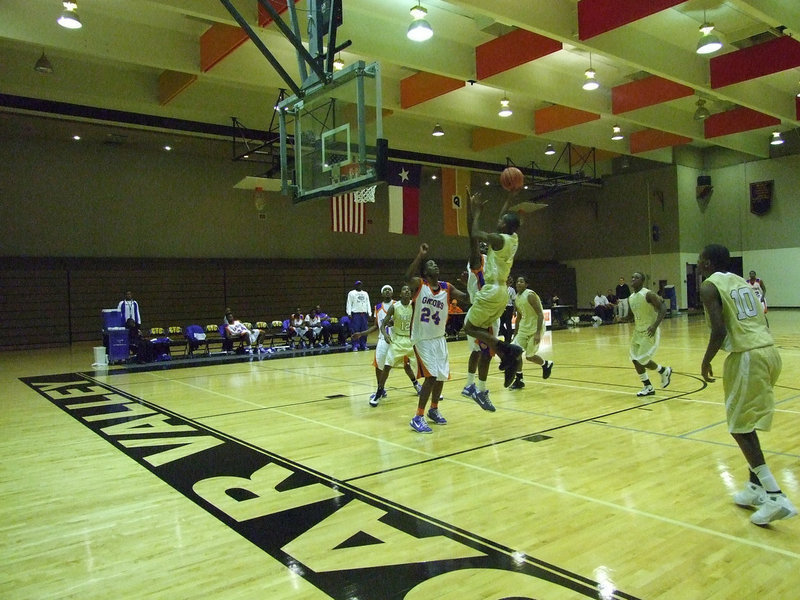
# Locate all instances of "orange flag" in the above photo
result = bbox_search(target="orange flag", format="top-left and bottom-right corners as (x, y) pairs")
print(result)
(441, 167), (470, 236)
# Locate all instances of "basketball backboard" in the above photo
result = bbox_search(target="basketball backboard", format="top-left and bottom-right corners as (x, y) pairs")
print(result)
(278, 61), (387, 203)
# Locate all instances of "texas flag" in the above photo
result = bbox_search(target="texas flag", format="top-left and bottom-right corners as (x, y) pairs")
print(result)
(387, 161), (421, 235)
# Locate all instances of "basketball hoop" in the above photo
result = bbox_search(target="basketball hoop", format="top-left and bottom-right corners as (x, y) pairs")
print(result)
(353, 184), (377, 204)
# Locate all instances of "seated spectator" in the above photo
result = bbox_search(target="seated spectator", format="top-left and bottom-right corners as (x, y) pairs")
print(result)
(593, 291), (614, 323)
(224, 310), (265, 353)
(307, 308), (326, 347)
(449, 298), (463, 313)
(337, 315), (353, 346)
(312, 305), (333, 346)
(288, 307), (312, 348)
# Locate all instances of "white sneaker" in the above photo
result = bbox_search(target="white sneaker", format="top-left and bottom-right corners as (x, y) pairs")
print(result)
(414, 381), (423, 395)
(369, 393), (380, 407)
(660, 366), (672, 388)
(750, 494), (798, 525)
(636, 384), (655, 397)
(733, 482), (766, 508)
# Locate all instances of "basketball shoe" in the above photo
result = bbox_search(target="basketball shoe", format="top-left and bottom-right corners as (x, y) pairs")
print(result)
(660, 366), (672, 388)
(461, 383), (477, 398)
(733, 482), (766, 508)
(426, 408), (447, 424)
(472, 390), (496, 412)
(414, 381), (423, 395)
(410, 415), (432, 433)
(750, 494), (798, 525)
(508, 377), (525, 390)
(542, 360), (554, 380)
(636, 384), (655, 397)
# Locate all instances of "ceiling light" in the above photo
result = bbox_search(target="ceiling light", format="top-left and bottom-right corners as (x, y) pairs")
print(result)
(431, 123), (444, 137)
(34, 52), (53, 74)
(498, 95), (512, 117)
(583, 68), (599, 91)
(694, 98), (710, 120)
(696, 19), (722, 55)
(164, 145), (172, 151)
(72, 135), (81, 140)
(544, 143), (556, 155)
(409, 4), (427, 19)
(770, 131), (784, 145)
(407, 5), (433, 42)
(57, 1), (82, 29)
(333, 54), (344, 71)
(611, 125), (624, 140)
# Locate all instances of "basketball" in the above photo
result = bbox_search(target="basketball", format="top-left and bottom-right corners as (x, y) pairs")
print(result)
(500, 166), (524, 191)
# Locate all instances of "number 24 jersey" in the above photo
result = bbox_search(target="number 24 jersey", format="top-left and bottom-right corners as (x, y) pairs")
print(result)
(410, 280), (450, 343)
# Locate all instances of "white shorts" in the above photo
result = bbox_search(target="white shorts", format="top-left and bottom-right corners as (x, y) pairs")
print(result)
(414, 337), (450, 381)
(629, 328), (660, 363)
(248, 330), (261, 345)
(724, 346), (781, 433)
(466, 283), (507, 329)
(512, 329), (540, 357)
(372, 337), (390, 368)
(386, 335), (415, 368)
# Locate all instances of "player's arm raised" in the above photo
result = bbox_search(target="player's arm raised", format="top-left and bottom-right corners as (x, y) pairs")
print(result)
(405, 243), (428, 293)
(469, 190), (505, 250)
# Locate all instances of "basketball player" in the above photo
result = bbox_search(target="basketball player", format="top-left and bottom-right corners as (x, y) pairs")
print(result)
(463, 187), (524, 388)
(375, 285), (421, 406)
(746, 270), (768, 325)
(461, 192), (498, 412)
(627, 272), (672, 396)
(352, 285), (420, 406)
(699, 244), (795, 525)
(405, 243), (468, 433)
(508, 275), (553, 389)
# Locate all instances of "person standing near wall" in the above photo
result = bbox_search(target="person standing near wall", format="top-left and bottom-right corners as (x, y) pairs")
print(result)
(118, 290), (141, 329)
(616, 277), (631, 320)
(346, 280), (371, 351)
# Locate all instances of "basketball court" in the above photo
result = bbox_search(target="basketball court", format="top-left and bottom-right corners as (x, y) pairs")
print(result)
(3, 311), (799, 599)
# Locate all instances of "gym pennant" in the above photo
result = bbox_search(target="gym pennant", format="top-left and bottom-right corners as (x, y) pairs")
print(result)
(387, 161), (420, 235)
(331, 193), (365, 234)
(441, 167), (470, 236)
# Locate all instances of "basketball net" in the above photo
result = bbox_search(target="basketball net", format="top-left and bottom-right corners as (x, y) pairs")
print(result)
(353, 185), (376, 204)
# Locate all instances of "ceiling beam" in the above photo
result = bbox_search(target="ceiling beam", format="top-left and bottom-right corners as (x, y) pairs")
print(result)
(577, 0), (683, 40)
(475, 29), (561, 80)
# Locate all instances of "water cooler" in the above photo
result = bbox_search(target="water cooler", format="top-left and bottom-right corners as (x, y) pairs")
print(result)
(102, 309), (130, 364)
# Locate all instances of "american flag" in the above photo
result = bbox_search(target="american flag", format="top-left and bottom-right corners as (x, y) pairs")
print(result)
(330, 192), (365, 234)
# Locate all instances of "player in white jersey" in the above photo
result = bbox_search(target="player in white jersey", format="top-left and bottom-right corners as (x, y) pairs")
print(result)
(463, 187), (524, 388)
(699, 244), (794, 525)
(352, 285), (421, 407)
(746, 270), (768, 326)
(508, 275), (553, 389)
(405, 243), (468, 433)
(626, 272), (671, 397)
(374, 285), (421, 405)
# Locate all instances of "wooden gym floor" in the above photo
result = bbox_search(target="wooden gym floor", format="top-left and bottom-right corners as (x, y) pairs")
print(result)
(2, 311), (799, 599)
